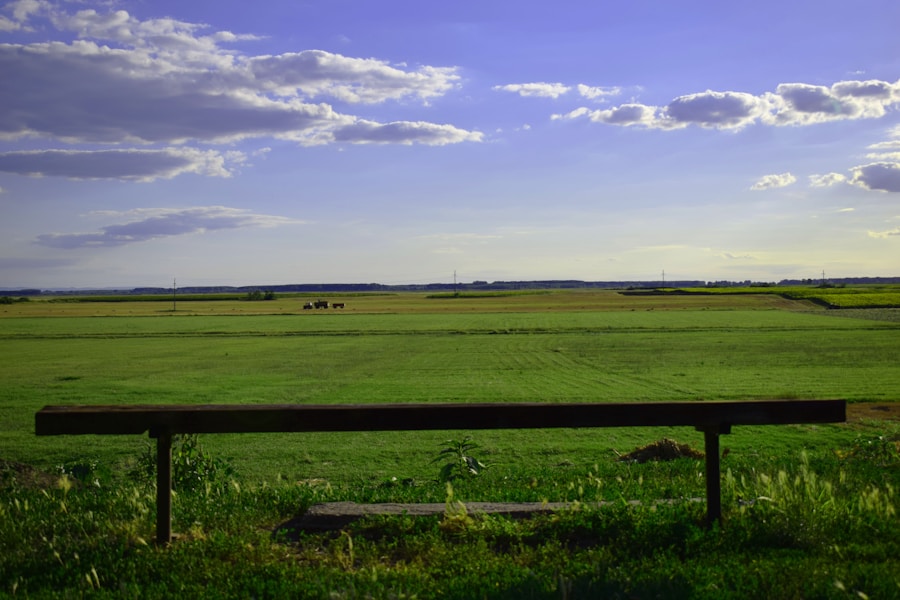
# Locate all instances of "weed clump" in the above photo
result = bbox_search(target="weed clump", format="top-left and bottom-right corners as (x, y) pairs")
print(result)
(129, 434), (236, 493)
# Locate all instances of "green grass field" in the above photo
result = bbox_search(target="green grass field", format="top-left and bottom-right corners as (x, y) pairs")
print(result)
(2, 291), (898, 482)
(2, 289), (898, 598)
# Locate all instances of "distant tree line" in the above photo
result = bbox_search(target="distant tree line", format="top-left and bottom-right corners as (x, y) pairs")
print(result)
(10, 276), (900, 297)
(245, 290), (276, 301)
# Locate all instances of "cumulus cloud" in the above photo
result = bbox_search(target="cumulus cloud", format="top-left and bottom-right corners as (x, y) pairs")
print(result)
(809, 173), (847, 187)
(751, 172), (797, 190)
(554, 78), (900, 131)
(772, 81), (897, 125)
(552, 103), (659, 127)
(0, 3), (476, 148)
(493, 82), (571, 98)
(34, 206), (305, 249)
(849, 162), (900, 192)
(576, 84), (621, 101)
(0, 148), (241, 181)
(803, 129), (900, 193)
(248, 51), (458, 103)
(667, 90), (771, 129)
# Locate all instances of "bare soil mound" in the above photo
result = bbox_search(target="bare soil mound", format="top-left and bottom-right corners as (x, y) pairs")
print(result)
(617, 438), (704, 463)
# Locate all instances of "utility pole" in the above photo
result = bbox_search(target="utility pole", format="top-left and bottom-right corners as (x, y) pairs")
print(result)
(172, 278), (176, 312)
(453, 270), (458, 297)
(662, 269), (666, 287)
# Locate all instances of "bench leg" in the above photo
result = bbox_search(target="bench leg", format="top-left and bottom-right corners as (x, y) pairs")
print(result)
(152, 429), (173, 545)
(703, 430), (721, 526)
(698, 425), (730, 527)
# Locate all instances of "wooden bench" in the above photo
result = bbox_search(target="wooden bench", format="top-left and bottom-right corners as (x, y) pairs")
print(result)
(35, 399), (846, 544)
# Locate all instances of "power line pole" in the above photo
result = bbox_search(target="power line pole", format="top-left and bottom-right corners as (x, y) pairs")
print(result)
(172, 278), (176, 312)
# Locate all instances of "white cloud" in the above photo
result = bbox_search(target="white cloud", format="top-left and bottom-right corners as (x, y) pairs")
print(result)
(772, 80), (898, 125)
(0, 15), (21, 30)
(0, 148), (241, 181)
(554, 78), (900, 131)
(667, 90), (771, 130)
(7, 0), (43, 24)
(866, 140), (900, 151)
(809, 173), (847, 187)
(804, 128), (900, 193)
(494, 82), (571, 98)
(720, 252), (757, 260)
(0, 4), (475, 148)
(751, 172), (797, 190)
(576, 84), (621, 101)
(330, 120), (483, 145)
(868, 227), (900, 238)
(866, 136), (900, 163)
(34, 206), (306, 249)
(553, 103), (660, 127)
(248, 52), (458, 104)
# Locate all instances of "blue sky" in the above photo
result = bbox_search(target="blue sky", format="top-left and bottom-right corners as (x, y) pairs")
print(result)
(1, 0), (899, 289)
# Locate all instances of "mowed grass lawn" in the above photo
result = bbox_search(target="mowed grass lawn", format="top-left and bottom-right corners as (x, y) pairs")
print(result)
(1, 290), (897, 483)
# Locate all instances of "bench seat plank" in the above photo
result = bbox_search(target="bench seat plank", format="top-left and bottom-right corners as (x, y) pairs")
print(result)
(36, 399), (845, 436)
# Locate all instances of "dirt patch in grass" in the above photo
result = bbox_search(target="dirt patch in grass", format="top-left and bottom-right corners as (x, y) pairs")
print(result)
(846, 402), (900, 422)
(0, 458), (60, 490)
(617, 438), (705, 463)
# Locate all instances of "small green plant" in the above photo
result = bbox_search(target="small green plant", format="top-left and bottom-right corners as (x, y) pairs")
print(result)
(129, 434), (236, 493)
(432, 436), (487, 482)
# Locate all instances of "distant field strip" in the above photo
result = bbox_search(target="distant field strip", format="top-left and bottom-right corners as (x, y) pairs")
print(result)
(0, 309), (895, 340)
(675, 285), (900, 309)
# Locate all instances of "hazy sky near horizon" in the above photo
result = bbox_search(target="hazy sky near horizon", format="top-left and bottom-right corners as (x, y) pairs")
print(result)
(1, 0), (899, 289)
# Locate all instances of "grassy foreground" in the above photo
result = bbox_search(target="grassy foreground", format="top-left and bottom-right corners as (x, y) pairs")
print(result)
(1, 290), (899, 598)
(2, 436), (899, 599)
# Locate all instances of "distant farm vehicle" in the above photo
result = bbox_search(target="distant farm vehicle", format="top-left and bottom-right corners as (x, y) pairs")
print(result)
(332, 302), (345, 309)
(314, 300), (329, 309)
(303, 302), (314, 310)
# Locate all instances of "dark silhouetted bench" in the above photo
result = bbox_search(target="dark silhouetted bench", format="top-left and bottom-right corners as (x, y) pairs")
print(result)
(36, 399), (846, 544)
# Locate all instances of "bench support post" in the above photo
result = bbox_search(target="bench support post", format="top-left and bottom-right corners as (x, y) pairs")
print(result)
(151, 428), (173, 545)
(698, 424), (730, 527)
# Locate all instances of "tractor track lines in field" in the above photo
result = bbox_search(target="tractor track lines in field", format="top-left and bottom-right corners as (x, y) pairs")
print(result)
(2, 321), (894, 341)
